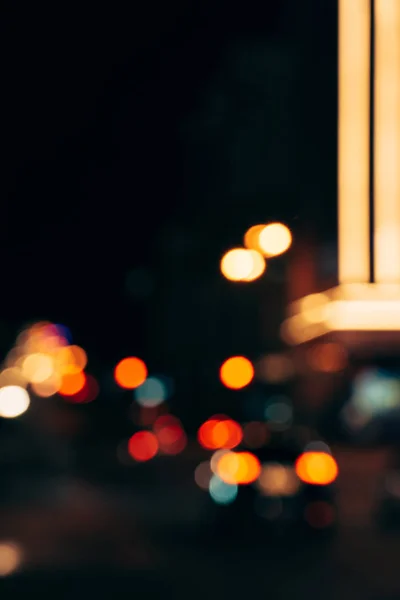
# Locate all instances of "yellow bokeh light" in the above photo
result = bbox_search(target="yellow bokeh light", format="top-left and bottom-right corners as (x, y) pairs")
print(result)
(31, 372), (62, 397)
(0, 368), (27, 389)
(0, 386), (30, 419)
(0, 542), (22, 577)
(22, 353), (54, 384)
(258, 223), (292, 257)
(256, 463), (300, 497)
(244, 224), (265, 252)
(210, 449), (230, 474)
(243, 250), (266, 281)
(220, 248), (254, 281)
(55, 345), (87, 375)
(295, 452), (338, 486)
(216, 451), (261, 485)
(5, 348), (23, 369)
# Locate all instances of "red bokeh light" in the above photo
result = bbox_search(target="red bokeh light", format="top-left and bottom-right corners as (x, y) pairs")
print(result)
(128, 431), (158, 462)
(197, 418), (243, 450)
(153, 414), (182, 433)
(157, 424), (187, 455)
(64, 374), (99, 404)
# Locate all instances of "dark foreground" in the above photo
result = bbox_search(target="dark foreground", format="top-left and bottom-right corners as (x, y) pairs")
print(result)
(0, 447), (399, 599)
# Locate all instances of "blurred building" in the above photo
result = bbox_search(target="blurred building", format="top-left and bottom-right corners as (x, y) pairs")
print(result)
(281, 0), (400, 434)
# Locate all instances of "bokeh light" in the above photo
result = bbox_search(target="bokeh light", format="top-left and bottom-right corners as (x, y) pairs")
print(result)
(31, 372), (62, 397)
(22, 353), (54, 384)
(210, 449), (230, 474)
(0, 542), (22, 577)
(220, 248), (256, 281)
(295, 452), (338, 485)
(243, 421), (270, 448)
(212, 419), (243, 449)
(255, 353), (294, 383)
(258, 222), (292, 257)
(54, 324), (72, 343)
(128, 431), (158, 462)
(220, 356), (254, 390)
(58, 371), (86, 397)
(64, 374), (99, 404)
(114, 357), (147, 389)
(307, 343), (348, 373)
(153, 414), (181, 433)
(209, 475), (238, 505)
(0, 386), (30, 418)
(256, 463), (300, 497)
(138, 406), (163, 427)
(304, 440), (332, 454)
(243, 224), (265, 253)
(0, 368), (27, 389)
(197, 418), (243, 450)
(216, 451), (261, 485)
(156, 420), (187, 455)
(194, 461), (212, 490)
(198, 419), (220, 449)
(264, 397), (293, 431)
(135, 376), (167, 407)
(56, 345), (87, 375)
(242, 250), (266, 281)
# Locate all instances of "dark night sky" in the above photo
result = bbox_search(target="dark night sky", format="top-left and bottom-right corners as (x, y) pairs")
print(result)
(2, 1), (337, 363)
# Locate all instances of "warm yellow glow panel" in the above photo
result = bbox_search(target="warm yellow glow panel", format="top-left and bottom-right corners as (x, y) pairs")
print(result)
(338, 0), (370, 283)
(374, 0), (400, 283)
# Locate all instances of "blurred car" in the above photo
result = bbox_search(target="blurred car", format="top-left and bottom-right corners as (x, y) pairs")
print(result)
(200, 435), (338, 543)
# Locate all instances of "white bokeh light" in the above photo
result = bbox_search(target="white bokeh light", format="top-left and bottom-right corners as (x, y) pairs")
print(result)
(0, 386), (30, 418)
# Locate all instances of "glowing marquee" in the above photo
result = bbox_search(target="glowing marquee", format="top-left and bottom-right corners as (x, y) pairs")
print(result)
(283, 0), (400, 344)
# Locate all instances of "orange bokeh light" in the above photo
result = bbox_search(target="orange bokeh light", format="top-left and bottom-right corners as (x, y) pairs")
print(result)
(198, 419), (219, 449)
(295, 452), (338, 485)
(220, 356), (254, 390)
(64, 374), (99, 404)
(216, 451), (261, 485)
(114, 357), (147, 389)
(197, 418), (243, 450)
(211, 420), (243, 449)
(58, 371), (86, 397)
(128, 431), (158, 462)
(56, 345), (87, 375)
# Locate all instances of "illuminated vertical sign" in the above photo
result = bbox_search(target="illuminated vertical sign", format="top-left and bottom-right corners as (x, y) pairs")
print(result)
(339, 0), (400, 285)
(282, 0), (400, 343)
(374, 0), (400, 283)
(338, 0), (371, 284)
